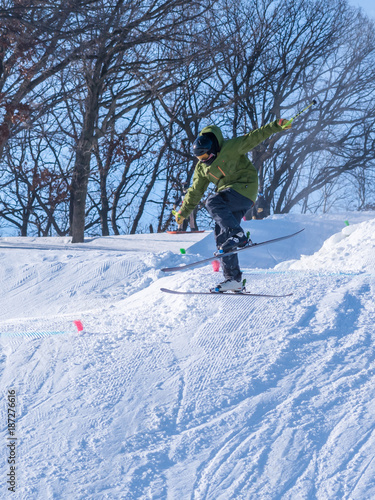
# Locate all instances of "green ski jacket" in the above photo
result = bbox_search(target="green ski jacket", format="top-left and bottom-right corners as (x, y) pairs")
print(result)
(179, 120), (283, 218)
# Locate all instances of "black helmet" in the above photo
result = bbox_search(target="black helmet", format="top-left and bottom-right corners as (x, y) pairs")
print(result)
(192, 135), (213, 157)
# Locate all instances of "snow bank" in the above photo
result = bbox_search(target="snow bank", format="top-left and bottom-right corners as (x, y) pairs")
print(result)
(277, 217), (375, 273)
(188, 212), (375, 270)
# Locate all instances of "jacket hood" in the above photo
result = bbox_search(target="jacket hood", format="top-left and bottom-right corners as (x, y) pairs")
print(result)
(200, 125), (224, 149)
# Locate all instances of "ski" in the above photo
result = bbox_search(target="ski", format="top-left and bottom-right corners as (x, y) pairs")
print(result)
(160, 288), (292, 298)
(166, 230), (206, 234)
(161, 228), (304, 273)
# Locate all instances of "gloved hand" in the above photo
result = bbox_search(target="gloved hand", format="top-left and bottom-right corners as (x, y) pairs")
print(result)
(172, 210), (185, 225)
(278, 118), (292, 130)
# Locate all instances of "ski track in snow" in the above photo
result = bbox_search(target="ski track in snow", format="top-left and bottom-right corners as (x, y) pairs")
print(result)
(0, 214), (375, 499)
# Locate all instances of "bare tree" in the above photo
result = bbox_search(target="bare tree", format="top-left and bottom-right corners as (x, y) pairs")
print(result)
(0, 126), (71, 236)
(192, 0), (375, 215)
(90, 114), (164, 235)
(0, 0), (102, 157)
(1, 0), (374, 238)
(67, 0), (216, 242)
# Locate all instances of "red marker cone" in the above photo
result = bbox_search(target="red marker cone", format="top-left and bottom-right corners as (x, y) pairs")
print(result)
(73, 320), (84, 332)
(212, 260), (220, 272)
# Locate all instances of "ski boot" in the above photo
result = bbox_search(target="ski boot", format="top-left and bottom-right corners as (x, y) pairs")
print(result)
(218, 231), (251, 254)
(210, 278), (246, 293)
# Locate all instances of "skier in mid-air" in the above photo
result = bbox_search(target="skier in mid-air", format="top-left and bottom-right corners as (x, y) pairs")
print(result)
(174, 118), (292, 292)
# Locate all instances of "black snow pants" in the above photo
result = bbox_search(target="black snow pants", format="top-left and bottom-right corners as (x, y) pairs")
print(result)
(205, 188), (253, 281)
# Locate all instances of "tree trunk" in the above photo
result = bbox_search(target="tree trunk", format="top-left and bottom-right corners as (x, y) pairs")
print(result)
(70, 85), (100, 243)
(98, 168), (110, 236)
(70, 147), (92, 242)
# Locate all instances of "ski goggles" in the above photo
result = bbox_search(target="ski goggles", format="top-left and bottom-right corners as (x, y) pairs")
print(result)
(196, 152), (214, 162)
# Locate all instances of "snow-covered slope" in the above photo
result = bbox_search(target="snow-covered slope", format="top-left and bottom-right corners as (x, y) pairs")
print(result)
(1, 213), (374, 499)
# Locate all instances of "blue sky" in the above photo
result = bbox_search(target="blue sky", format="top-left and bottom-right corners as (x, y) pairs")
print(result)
(349, 0), (375, 19)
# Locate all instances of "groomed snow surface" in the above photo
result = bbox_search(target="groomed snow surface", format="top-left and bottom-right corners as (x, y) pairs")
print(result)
(1, 213), (375, 500)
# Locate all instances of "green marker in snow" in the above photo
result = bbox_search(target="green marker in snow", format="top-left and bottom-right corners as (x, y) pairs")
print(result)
(180, 248), (186, 254)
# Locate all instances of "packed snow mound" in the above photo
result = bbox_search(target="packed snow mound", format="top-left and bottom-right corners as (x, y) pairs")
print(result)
(276, 218), (375, 273)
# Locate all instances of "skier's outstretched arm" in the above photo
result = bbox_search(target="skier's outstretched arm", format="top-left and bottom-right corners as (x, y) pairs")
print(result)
(236, 119), (291, 155)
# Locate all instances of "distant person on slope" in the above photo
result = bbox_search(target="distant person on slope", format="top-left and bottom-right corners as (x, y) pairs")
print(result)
(174, 119), (291, 292)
